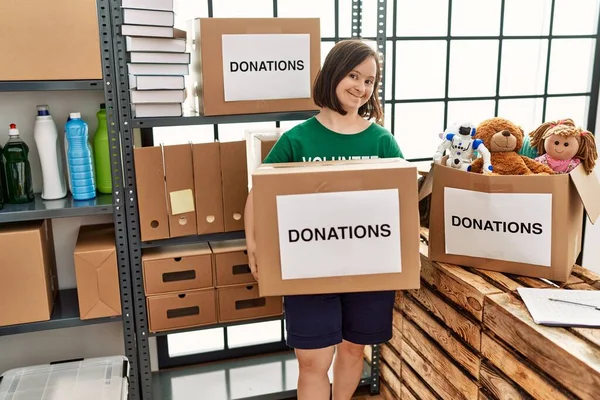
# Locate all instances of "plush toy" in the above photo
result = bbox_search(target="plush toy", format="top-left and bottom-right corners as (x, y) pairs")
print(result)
(469, 117), (555, 175)
(433, 122), (492, 173)
(528, 118), (598, 174)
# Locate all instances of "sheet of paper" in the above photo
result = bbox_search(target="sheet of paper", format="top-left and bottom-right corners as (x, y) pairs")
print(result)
(517, 288), (600, 327)
(169, 189), (195, 215)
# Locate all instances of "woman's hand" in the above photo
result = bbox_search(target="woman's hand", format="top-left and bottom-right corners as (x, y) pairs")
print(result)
(247, 241), (258, 281)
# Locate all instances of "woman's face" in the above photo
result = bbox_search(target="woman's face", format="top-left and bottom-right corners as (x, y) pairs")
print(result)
(335, 56), (377, 113)
(544, 134), (579, 160)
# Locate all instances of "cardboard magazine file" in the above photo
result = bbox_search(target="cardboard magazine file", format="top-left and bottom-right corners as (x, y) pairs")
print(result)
(133, 146), (170, 241)
(142, 243), (214, 295)
(245, 128), (284, 191)
(220, 141), (248, 232)
(252, 158), (421, 297)
(192, 142), (225, 234)
(74, 224), (122, 320)
(425, 163), (600, 282)
(191, 18), (321, 116)
(164, 143), (198, 238)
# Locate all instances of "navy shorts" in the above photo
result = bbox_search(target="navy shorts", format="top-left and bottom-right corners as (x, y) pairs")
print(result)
(283, 290), (395, 349)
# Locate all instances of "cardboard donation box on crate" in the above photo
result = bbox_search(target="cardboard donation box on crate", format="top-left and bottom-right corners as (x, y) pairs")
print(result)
(191, 18), (321, 116)
(252, 159), (421, 297)
(424, 163), (600, 282)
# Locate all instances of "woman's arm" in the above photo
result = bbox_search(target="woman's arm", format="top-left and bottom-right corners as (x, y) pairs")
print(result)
(244, 189), (258, 281)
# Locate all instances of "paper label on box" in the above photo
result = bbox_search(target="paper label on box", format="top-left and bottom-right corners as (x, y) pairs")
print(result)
(169, 189), (195, 215)
(276, 189), (402, 280)
(221, 34), (311, 102)
(444, 187), (552, 266)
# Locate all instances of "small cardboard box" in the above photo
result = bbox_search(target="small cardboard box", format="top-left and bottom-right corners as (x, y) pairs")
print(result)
(216, 284), (282, 323)
(0, 0), (102, 81)
(147, 289), (217, 333)
(191, 18), (321, 116)
(425, 163), (600, 282)
(209, 239), (254, 287)
(245, 128), (284, 191)
(252, 159), (421, 297)
(192, 142), (225, 234)
(74, 224), (122, 320)
(142, 243), (213, 295)
(220, 141), (248, 232)
(164, 144), (198, 238)
(133, 146), (170, 241)
(0, 220), (57, 327)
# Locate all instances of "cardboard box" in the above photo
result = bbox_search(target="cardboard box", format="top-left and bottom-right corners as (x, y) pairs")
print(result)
(216, 284), (282, 323)
(164, 144), (198, 238)
(74, 224), (122, 320)
(0, 0), (102, 81)
(147, 289), (217, 333)
(192, 142), (225, 234)
(142, 243), (213, 295)
(252, 159), (421, 296)
(245, 129), (284, 191)
(133, 146), (170, 241)
(425, 163), (600, 282)
(191, 18), (321, 116)
(0, 220), (57, 327)
(220, 141), (248, 232)
(209, 239), (254, 287)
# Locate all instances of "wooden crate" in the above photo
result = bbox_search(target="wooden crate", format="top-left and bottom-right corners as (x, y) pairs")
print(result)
(377, 228), (600, 400)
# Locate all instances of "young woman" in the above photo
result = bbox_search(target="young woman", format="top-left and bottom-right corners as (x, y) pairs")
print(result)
(244, 39), (404, 400)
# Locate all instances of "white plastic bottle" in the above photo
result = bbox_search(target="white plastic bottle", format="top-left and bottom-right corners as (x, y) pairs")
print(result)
(33, 105), (67, 200)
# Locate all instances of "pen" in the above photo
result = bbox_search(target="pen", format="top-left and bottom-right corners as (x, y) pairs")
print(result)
(548, 298), (600, 310)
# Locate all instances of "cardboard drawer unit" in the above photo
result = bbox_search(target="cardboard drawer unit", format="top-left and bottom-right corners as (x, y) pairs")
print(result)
(217, 284), (283, 323)
(147, 289), (217, 333)
(192, 142), (225, 234)
(133, 146), (170, 241)
(164, 144), (198, 238)
(210, 239), (254, 287)
(142, 243), (213, 295)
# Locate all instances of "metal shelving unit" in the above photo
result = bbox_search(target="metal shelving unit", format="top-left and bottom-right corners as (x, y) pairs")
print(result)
(108, 0), (386, 398)
(0, 80), (104, 92)
(0, 0), (141, 398)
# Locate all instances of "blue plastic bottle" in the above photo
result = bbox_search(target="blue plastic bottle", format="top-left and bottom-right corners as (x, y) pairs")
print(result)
(65, 113), (96, 200)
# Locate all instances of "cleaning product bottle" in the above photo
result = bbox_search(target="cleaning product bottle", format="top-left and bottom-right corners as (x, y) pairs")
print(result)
(3, 124), (34, 204)
(33, 105), (67, 200)
(93, 103), (112, 194)
(0, 141), (8, 204)
(65, 113), (96, 200)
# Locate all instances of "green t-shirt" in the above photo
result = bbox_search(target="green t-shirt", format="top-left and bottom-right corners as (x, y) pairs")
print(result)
(263, 116), (404, 164)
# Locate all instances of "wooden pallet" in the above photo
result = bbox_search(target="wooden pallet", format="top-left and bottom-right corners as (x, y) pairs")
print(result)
(379, 228), (600, 400)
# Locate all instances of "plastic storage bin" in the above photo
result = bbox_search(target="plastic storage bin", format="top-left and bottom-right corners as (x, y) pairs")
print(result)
(0, 356), (129, 400)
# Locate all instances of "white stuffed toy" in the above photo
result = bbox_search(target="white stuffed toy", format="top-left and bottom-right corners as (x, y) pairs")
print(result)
(433, 122), (493, 174)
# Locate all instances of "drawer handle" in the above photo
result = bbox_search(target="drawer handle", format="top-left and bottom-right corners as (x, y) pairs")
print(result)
(232, 264), (251, 275)
(235, 298), (266, 310)
(167, 306), (200, 319)
(163, 270), (196, 282)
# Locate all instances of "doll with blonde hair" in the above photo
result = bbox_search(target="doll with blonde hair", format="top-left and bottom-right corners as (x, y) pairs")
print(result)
(529, 118), (598, 174)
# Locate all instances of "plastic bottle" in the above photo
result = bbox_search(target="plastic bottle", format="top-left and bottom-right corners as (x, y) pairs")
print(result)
(93, 103), (112, 194)
(65, 113), (96, 200)
(3, 124), (34, 204)
(33, 105), (67, 200)
(0, 142), (8, 205)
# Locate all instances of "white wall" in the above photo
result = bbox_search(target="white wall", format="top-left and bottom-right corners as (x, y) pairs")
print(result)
(581, 95), (600, 274)
(0, 91), (125, 372)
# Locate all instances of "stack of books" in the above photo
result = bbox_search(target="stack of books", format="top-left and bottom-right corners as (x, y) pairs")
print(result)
(121, 0), (189, 118)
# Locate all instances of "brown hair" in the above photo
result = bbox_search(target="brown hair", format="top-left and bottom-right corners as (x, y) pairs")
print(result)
(529, 118), (598, 173)
(312, 39), (384, 125)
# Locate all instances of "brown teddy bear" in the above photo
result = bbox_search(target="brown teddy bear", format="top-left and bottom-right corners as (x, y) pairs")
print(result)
(469, 117), (555, 175)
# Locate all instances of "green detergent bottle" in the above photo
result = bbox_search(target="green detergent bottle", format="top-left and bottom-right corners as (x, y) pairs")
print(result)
(4, 124), (34, 204)
(93, 104), (112, 194)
